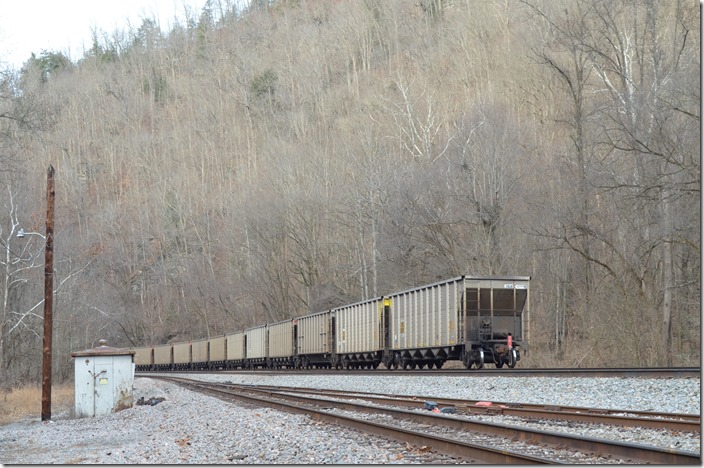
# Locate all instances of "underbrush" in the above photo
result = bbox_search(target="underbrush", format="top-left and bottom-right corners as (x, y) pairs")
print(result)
(0, 384), (73, 425)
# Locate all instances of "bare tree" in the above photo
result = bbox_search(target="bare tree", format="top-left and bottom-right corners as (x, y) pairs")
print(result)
(524, 0), (699, 364)
(582, 0), (700, 361)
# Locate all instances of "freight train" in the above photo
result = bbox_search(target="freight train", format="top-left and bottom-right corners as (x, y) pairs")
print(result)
(132, 275), (530, 371)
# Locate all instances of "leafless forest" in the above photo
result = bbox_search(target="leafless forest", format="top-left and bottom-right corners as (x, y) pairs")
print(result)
(0, 0), (699, 387)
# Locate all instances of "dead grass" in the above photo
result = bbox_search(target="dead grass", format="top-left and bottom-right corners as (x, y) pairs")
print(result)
(0, 384), (74, 425)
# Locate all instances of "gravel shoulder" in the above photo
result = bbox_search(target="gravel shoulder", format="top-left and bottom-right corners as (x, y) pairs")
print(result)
(0, 374), (699, 464)
(0, 378), (446, 464)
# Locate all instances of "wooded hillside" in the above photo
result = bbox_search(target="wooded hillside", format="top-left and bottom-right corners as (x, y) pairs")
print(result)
(0, 0), (699, 387)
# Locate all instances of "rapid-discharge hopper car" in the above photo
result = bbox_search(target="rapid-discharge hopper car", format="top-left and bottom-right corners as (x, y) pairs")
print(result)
(132, 275), (530, 371)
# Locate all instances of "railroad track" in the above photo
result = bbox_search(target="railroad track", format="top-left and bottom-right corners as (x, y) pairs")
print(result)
(150, 376), (700, 464)
(140, 367), (700, 379)
(222, 383), (701, 433)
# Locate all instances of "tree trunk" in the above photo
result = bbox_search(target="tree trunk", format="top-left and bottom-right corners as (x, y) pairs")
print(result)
(661, 190), (673, 365)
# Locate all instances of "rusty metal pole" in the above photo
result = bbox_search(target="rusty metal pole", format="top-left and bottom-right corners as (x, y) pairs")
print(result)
(41, 164), (55, 421)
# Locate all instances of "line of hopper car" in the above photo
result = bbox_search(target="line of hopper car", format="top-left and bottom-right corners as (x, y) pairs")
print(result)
(132, 275), (530, 371)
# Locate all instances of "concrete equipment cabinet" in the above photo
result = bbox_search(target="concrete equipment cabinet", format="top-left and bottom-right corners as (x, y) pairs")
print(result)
(71, 339), (136, 418)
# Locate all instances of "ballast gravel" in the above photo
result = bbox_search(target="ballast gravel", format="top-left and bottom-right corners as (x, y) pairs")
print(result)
(0, 373), (699, 464)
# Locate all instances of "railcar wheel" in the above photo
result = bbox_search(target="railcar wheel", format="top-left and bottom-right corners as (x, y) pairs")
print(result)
(471, 350), (485, 370)
(508, 349), (517, 368)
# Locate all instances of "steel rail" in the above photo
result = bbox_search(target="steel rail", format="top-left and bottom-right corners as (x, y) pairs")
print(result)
(154, 376), (700, 465)
(138, 367), (701, 378)
(351, 367), (702, 378)
(225, 383), (701, 465)
(239, 384), (700, 432)
(158, 376), (555, 464)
